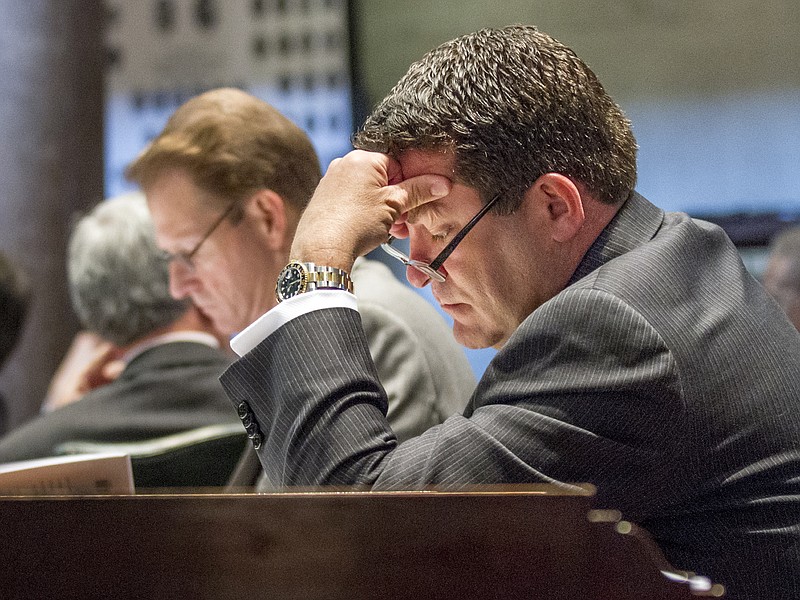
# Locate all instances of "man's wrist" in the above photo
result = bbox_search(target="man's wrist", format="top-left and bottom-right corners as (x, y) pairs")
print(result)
(288, 240), (357, 274)
(275, 260), (354, 303)
(231, 290), (359, 356)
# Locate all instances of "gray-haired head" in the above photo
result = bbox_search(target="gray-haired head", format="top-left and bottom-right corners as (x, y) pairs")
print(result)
(353, 25), (638, 214)
(68, 192), (188, 346)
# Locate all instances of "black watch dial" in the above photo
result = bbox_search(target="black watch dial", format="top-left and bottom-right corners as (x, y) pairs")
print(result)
(276, 263), (307, 301)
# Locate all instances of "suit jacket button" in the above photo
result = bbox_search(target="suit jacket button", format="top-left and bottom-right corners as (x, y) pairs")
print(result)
(236, 401), (250, 418)
(250, 433), (263, 450)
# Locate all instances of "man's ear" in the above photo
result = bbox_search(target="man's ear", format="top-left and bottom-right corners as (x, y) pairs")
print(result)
(530, 173), (586, 243)
(250, 189), (290, 250)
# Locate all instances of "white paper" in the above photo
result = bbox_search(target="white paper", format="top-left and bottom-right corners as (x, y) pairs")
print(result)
(0, 453), (134, 496)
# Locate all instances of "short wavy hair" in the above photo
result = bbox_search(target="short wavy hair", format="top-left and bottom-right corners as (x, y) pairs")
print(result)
(125, 87), (321, 219)
(354, 25), (638, 213)
(68, 192), (188, 346)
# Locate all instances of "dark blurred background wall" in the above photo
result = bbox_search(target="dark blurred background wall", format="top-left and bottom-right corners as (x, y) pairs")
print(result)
(355, 1), (800, 107)
(0, 1), (104, 428)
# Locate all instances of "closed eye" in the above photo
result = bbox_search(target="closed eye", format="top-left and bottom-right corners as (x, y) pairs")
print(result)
(431, 227), (453, 243)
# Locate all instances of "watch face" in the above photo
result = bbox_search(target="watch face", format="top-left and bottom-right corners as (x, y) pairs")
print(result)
(276, 263), (307, 301)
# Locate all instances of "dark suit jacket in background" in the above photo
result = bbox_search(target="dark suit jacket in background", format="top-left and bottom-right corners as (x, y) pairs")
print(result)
(222, 193), (800, 599)
(0, 341), (239, 463)
(0, 392), (8, 437)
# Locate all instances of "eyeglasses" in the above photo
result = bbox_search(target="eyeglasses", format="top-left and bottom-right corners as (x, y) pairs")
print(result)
(158, 201), (237, 271)
(381, 191), (503, 283)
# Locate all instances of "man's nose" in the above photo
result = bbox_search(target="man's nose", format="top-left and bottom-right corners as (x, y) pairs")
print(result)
(404, 236), (437, 288)
(405, 265), (432, 288)
(168, 261), (195, 299)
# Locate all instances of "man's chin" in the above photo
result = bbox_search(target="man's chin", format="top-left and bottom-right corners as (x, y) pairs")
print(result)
(202, 310), (238, 340)
(452, 321), (496, 350)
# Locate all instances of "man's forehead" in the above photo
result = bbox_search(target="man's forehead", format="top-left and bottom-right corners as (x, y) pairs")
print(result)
(395, 148), (469, 224)
(397, 147), (457, 177)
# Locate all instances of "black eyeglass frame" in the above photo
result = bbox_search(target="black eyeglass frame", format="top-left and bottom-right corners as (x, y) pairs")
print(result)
(158, 201), (237, 270)
(381, 191), (504, 283)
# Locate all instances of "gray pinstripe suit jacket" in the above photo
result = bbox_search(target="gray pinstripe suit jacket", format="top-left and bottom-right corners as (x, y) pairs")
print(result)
(222, 192), (800, 599)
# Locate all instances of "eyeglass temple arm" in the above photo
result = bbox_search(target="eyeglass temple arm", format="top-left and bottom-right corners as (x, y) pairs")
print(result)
(428, 193), (501, 271)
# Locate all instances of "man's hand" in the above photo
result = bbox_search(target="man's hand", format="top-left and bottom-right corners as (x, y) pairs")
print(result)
(290, 150), (451, 272)
(42, 332), (125, 412)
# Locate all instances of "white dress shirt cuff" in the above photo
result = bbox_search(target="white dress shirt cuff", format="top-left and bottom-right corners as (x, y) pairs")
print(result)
(229, 290), (358, 357)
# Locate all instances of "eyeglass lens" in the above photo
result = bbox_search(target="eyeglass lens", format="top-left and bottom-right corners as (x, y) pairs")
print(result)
(159, 201), (237, 270)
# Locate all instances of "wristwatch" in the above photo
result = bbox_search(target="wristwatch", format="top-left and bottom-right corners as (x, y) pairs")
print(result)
(275, 260), (354, 302)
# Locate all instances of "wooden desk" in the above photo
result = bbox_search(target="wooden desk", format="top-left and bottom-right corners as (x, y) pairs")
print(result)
(0, 485), (719, 599)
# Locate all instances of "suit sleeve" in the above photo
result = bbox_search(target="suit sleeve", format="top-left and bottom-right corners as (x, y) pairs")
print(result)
(358, 300), (458, 442)
(220, 290), (686, 518)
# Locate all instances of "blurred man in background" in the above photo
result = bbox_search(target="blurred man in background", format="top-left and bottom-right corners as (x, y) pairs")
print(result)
(0, 193), (239, 465)
(762, 225), (800, 330)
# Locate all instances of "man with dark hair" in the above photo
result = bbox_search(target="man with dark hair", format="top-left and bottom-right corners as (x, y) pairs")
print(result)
(126, 88), (475, 482)
(0, 193), (239, 464)
(0, 251), (31, 435)
(763, 225), (800, 330)
(219, 26), (800, 598)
